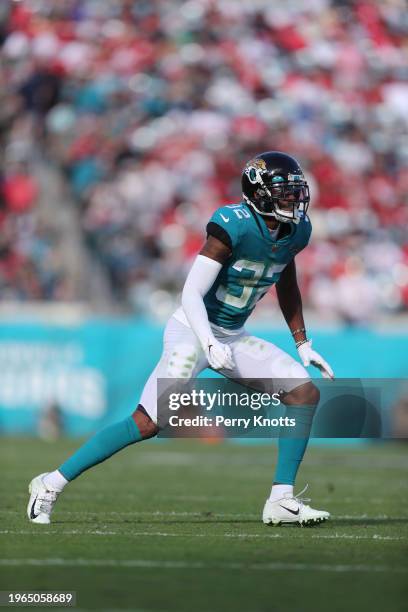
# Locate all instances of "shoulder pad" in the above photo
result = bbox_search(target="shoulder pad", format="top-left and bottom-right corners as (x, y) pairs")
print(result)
(208, 204), (250, 249)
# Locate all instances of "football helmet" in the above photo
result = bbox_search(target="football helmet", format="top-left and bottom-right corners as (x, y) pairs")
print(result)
(242, 151), (310, 224)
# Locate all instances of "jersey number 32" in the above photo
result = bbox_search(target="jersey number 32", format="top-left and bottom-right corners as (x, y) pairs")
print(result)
(216, 259), (286, 309)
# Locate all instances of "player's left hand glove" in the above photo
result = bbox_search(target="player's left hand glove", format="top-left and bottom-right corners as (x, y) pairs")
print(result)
(297, 340), (334, 379)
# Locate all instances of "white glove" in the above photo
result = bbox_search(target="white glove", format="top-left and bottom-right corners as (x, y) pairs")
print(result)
(297, 340), (334, 379)
(204, 337), (235, 371)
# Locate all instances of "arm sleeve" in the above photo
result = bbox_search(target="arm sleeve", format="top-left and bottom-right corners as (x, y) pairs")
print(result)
(181, 254), (222, 349)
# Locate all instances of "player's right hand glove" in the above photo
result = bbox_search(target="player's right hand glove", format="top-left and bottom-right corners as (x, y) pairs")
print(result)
(204, 337), (235, 371)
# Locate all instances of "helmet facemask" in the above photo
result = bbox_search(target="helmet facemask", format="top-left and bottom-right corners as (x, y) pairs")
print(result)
(243, 166), (310, 224)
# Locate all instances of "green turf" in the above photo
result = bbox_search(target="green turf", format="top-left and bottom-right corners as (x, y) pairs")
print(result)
(0, 438), (407, 612)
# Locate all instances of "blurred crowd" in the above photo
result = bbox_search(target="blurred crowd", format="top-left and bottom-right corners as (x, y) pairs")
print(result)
(1, 0), (407, 323)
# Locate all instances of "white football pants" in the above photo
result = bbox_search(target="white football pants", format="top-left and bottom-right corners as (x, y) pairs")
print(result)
(139, 315), (310, 423)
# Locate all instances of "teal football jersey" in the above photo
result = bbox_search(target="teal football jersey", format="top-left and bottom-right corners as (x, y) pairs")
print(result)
(204, 202), (312, 329)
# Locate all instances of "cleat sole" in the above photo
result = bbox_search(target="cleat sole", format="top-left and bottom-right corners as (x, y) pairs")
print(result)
(264, 516), (329, 527)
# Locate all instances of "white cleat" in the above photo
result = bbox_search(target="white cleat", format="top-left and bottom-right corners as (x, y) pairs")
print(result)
(27, 473), (60, 524)
(262, 487), (330, 527)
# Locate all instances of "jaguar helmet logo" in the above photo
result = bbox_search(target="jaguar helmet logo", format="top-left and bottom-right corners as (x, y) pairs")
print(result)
(244, 158), (267, 185)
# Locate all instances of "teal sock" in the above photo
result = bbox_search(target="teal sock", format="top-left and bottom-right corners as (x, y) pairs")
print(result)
(274, 406), (315, 485)
(59, 416), (142, 481)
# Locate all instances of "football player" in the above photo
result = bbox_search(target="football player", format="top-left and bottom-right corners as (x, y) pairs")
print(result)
(27, 151), (334, 526)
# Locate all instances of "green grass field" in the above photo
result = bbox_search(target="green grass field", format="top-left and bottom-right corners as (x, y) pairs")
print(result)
(0, 438), (407, 612)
